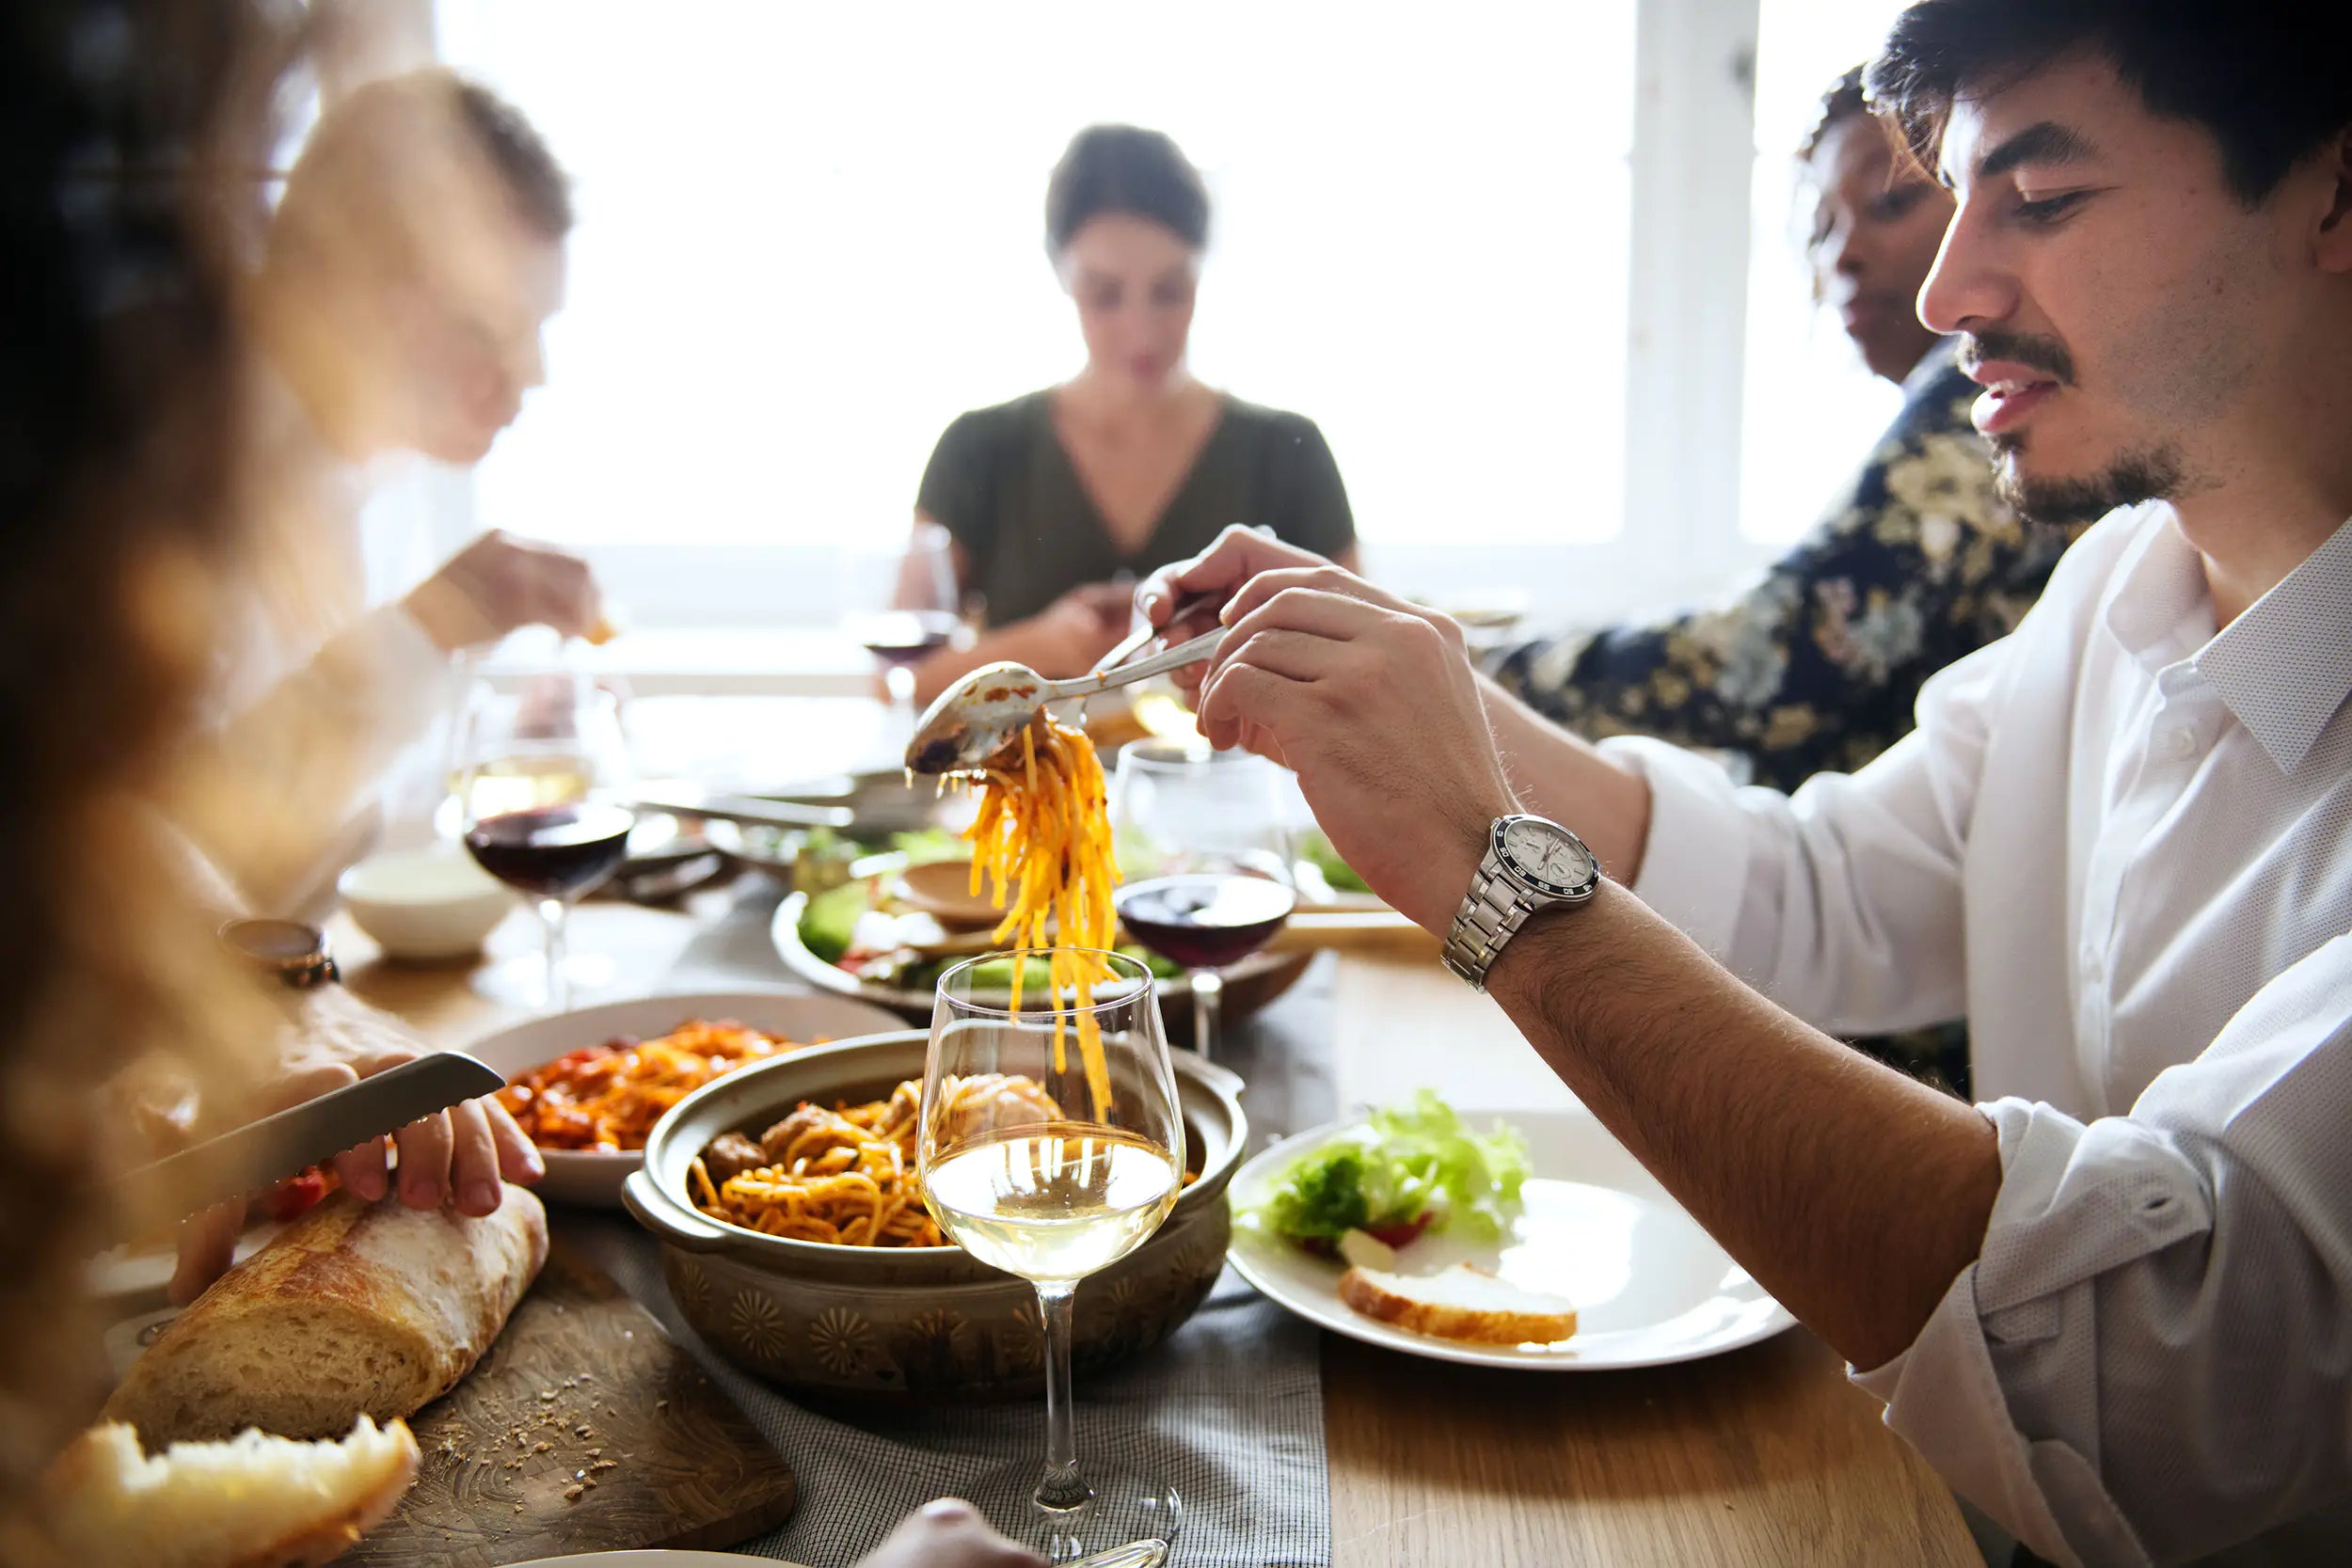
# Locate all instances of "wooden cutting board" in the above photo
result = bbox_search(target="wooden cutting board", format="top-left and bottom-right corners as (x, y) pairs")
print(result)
(339, 1240), (796, 1566)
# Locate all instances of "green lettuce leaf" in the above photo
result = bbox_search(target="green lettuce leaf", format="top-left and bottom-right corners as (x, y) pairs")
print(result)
(1242, 1089), (1529, 1245)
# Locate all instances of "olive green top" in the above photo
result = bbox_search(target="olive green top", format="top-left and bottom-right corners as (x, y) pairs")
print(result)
(915, 390), (1356, 627)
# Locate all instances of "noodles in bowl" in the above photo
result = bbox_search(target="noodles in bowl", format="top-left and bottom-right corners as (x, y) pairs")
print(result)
(688, 1073), (1062, 1247)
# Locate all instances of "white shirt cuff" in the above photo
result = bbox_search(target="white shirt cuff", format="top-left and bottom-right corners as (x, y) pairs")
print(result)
(1596, 736), (1754, 961)
(1851, 1100), (2191, 1568)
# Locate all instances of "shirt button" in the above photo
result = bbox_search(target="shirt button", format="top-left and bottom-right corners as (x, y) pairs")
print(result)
(2166, 729), (2197, 758)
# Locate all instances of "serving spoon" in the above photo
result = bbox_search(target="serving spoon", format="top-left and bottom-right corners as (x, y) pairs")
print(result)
(903, 617), (1224, 776)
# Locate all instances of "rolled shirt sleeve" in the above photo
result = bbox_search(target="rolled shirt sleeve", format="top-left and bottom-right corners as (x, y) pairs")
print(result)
(1597, 626), (1998, 1037)
(1857, 933), (2352, 1566)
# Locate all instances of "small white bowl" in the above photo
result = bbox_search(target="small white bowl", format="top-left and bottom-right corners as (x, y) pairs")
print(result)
(338, 845), (515, 960)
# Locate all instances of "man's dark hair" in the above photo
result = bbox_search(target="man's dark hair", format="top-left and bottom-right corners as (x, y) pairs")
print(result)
(450, 74), (571, 238)
(1866, 1), (2352, 203)
(1045, 124), (1209, 256)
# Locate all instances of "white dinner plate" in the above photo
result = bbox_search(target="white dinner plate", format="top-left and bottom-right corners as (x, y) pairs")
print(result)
(1227, 1109), (1795, 1370)
(466, 988), (902, 1207)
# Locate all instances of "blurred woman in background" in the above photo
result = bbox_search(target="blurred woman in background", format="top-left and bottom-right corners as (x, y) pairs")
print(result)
(904, 123), (1359, 705)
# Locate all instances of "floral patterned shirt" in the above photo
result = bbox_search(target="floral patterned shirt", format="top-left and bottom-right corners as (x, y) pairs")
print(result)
(1494, 341), (2086, 795)
(1491, 342), (2089, 1093)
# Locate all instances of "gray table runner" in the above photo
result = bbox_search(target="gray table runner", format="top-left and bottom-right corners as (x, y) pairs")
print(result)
(567, 879), (1338, 1566)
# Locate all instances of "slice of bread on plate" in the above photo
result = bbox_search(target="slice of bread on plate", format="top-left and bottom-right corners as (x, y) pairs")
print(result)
(14, 1416), (417, 1568)
(1338, 1261), (1577, 1345)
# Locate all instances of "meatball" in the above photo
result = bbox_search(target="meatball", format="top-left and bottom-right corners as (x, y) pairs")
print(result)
(702, 1131), (769, 1183)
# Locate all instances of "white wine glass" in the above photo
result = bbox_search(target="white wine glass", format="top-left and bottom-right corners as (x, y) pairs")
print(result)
(452, 665), (633, 1011)
(1108, 743), (1296, 1063)
(920, 948), (1184, 1559)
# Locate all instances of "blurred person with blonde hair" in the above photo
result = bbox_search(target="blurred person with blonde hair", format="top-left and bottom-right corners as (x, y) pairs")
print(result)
(0, 0), (318, 1513)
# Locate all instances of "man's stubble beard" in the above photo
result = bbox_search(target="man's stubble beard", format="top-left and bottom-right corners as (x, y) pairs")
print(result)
(1993, 436), (2190, 527)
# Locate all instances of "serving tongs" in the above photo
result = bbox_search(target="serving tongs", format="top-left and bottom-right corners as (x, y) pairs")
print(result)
(615, 788), (853, 832)
(903, 594), (1226, 776)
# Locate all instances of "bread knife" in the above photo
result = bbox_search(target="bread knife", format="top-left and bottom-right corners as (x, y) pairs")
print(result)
(113, 1052), (506, 1236)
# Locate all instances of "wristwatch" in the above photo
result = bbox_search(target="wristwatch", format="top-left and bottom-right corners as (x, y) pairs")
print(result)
(1441, 815), (1600, 991)
(219, 918), (340, 991)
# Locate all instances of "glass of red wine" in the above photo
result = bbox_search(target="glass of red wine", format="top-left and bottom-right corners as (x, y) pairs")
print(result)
(840, 521), (961, 736)
(453, 665), (634, 1011)
(1108, 742), (1296, 1062)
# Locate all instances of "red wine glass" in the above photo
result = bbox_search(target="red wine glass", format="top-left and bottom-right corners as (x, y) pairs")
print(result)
(1107, 742), (1295, 1062)
(453, 668), (633, 1011)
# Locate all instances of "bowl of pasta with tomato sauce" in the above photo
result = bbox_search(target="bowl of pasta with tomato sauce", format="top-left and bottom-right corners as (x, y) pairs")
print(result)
(467, 990), (904, 1207)
(622, 1028), (1248, 1403)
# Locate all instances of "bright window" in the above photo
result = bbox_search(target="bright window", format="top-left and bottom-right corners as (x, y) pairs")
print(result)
(1736, 0), (1918, 544)
(437, 0), (1639, 570)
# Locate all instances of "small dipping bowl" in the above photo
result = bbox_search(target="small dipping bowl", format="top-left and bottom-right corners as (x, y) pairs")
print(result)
(891, 859), (1002, 930)
(337, 844), (515, 960)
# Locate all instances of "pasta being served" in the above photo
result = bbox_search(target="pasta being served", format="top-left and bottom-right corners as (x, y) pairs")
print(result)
(953, 711), (1120, 1117)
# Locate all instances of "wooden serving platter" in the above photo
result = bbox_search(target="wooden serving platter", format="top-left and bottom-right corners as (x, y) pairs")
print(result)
(338, 1240), (796, 1565)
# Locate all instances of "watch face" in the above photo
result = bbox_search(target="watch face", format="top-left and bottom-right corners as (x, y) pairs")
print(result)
(1498, 817), (1597, 897)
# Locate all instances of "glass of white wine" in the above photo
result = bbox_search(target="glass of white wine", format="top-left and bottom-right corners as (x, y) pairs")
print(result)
(920, 949), (1184, 1560)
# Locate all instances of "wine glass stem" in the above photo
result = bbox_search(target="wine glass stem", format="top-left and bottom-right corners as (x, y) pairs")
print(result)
(1188, 966), (1222, 1062)
(882, 663), (917, 711)
(1033, 1281), (1089, 1513)
(539, 897), (569, 1012)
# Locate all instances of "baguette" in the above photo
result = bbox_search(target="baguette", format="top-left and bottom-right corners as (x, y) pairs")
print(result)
(103, 1185), (547, 1445)
(1338, 1261), (1577, 1345)
(15, 1416), (417, 1568)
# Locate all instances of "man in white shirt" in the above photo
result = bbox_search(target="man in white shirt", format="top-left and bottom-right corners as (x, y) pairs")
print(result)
(1137, 3), (2352, 1561)
(193, 68), (604, 911)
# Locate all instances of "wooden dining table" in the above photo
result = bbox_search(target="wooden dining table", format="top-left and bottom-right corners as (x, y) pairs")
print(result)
(334, 888), (1980, 1568)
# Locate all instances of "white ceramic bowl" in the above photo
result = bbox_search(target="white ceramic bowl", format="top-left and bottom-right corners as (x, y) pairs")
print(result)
(338, 845), (515, 959)
(464, 989), (905, 1206)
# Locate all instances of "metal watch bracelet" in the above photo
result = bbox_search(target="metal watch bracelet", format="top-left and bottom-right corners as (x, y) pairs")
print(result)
(1441, 854), (1533, 991)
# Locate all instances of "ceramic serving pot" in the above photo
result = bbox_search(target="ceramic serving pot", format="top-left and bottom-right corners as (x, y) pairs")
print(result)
(623, 1030), (1247, 1403)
